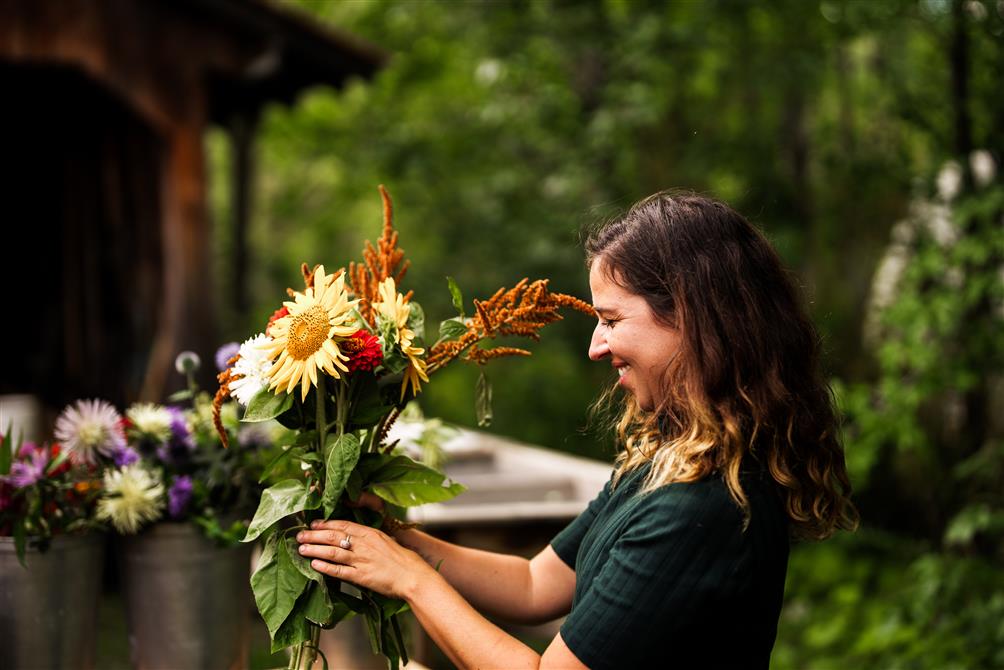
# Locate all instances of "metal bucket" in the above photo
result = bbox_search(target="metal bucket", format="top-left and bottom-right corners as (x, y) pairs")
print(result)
(120, 522), (253, 670)
(0, 533), (105, 670)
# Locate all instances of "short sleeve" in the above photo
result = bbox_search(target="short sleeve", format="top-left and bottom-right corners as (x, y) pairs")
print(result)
(549, 471), (615, 568)
(559, 482), (747, 670)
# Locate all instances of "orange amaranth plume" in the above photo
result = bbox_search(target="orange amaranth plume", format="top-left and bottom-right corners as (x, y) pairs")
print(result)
(426, 279), (593, 374)
(212, 358), (239, 449)
(349, 185), (412, 327)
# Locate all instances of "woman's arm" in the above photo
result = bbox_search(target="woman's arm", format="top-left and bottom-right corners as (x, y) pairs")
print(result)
(296, 520), (587, 669)
(392, 526), (575, 625)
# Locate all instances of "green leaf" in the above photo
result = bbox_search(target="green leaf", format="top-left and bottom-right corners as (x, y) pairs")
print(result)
(368, 455), (466, 507)
(322, 434), (361, 517)
(243, 479), (320, 542)
(437, 317), (468, 344)
(363, 603), (382, 655)
(390, 611), (409, 668)
(332, 590), (367, 615)
(269, 593), (312, 654)
(373, 593), (411, 618)
(258, 445), (302, 484)
(45, 447), (70, 476)
(446, 276), (465, 317)
(0, 424), (13, 476)
(302, 580), (336, 627)
(475, 367), (493, 427)
(243, 387), (294, 423)
(249, 533), (310, 638)
(346, 468), (363, 502)
(167, 389), (193, 403)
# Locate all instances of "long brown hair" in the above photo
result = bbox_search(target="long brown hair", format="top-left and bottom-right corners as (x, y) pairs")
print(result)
(586, 191), (857, 540)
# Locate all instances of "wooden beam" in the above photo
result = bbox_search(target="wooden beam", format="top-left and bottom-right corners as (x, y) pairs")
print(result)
(141, 113), (216, 401)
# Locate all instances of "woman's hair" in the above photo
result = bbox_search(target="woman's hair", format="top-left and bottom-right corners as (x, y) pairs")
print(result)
(585, 191), (858, 540)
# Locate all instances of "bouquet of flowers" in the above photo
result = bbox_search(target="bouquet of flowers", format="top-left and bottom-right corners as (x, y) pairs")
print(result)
(0, 401), (120, 565)
(90, 350), (281, 542)
(216, 186), (591, 669)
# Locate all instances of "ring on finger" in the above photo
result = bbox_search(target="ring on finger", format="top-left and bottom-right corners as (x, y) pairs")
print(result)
(339, 534), (352, 550)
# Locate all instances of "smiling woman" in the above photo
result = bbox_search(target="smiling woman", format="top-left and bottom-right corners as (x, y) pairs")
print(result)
(298, 191), (858, 670)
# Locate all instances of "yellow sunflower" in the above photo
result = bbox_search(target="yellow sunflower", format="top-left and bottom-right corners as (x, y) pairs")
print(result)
(265, 265), (360, 400)
(373, 278), (430, 400)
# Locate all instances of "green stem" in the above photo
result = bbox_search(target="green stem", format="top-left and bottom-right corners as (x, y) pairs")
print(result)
(336, 378), (349, 438)
(300, 623), (320, 669)
(316, 375), (328, 462)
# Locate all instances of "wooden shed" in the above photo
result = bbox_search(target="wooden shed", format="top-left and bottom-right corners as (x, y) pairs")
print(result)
(0, 0), (385, 416)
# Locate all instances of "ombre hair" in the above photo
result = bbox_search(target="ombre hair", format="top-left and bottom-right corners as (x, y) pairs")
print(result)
(586, 191), (857, 540)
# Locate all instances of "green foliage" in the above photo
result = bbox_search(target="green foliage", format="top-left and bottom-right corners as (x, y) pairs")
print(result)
(365, 454), (466, 507)
(243, 387), (295, 423)
(322, 433), (360, 517)
(774, 531), (1004, 670)
(243, 479), (320, 542)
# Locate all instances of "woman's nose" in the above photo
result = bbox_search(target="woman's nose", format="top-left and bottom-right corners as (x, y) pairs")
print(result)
(588, 326), (610, 361)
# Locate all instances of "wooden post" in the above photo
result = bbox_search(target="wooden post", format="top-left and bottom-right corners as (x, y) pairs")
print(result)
(141, 110), (216, 401)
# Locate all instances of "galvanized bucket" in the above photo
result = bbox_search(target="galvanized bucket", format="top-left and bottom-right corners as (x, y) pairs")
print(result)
(120, 522), (253, 670)
(0, 533), (105, 670)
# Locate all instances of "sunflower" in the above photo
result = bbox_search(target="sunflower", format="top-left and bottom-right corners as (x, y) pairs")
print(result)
(265, 265), (360, 400)
(373, 278), (430, 400)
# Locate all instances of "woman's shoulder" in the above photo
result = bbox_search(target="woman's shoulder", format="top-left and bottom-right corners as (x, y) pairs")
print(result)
(630, 466), (783, 528)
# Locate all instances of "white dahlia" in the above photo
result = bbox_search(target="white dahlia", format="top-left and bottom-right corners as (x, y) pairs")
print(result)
(53, 399), (126, 465)
(96, 464), (165, 534)
(228, 333), (275, 406)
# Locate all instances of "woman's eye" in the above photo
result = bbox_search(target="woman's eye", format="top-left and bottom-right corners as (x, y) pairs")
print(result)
(601, 319), (618, 329)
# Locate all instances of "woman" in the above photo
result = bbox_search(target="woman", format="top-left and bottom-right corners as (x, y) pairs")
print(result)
(296, 192), (858, 669)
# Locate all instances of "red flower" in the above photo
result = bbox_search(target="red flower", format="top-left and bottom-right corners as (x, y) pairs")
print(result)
(345, 330), (383, 373)
(267, 307), (289, 335)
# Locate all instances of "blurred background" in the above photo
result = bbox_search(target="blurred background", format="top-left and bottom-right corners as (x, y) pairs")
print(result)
(2, 0), (1002, 667)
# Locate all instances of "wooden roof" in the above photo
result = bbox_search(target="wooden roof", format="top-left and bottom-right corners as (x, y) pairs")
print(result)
(180, 0), (388, 123)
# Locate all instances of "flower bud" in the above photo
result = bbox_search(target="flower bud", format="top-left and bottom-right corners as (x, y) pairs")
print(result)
(175, 351), (201, 375)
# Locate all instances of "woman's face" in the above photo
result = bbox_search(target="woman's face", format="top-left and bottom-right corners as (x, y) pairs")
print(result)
(588, 259), (682, 412)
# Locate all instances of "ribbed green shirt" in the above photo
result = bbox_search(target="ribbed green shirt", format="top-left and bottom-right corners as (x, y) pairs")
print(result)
(550, 463), (789, 669)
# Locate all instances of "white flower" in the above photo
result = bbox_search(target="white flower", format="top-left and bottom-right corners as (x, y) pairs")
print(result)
(229, 333), (275, 406)
(97, 464), (165, 534)
(126, 403), (172, 442)
(970, 149), (996, 187)
(54, 399), (126, 465)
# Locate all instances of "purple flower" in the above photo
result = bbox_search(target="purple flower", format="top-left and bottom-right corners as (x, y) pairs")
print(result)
(215, 342), (240, 372)
(167, 475), (194, 519)
(4, 450), (49, 489)
(156, 407), (195, 465)
(111, 445), (140, 467)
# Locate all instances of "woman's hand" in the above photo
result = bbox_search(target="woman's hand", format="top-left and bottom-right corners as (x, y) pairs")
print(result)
(296, 518), (434, 601)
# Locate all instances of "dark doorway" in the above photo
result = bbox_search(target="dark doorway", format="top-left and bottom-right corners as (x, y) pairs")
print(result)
(0, 63), (165, 419)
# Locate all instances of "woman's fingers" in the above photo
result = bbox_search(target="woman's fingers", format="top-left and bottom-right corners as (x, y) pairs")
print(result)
(297, 528), (355, 547)
(310, 558), (353, 579)
(298, 541), (351, 563)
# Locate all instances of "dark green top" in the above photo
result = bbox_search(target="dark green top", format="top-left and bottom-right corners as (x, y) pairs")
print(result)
(550, 463), (789, 670)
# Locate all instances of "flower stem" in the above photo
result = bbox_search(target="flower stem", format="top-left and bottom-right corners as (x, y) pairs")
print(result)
(301, 623), (321, 669)
(316, 375), (328, 462)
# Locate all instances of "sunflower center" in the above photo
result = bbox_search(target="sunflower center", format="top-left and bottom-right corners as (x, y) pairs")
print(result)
(287, 305), (331, 360)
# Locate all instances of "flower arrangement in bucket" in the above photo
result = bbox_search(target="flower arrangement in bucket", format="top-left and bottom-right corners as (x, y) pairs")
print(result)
(0, 417), (107, 564)
(80, 351), (283, 542)
(217, 186), (592, 669)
